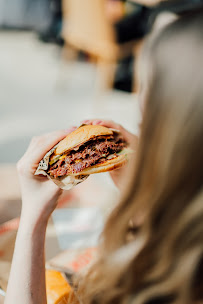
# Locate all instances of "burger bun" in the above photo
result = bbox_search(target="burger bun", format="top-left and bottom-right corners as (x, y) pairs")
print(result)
(72, 154), (127, 176)
(55, 125), (113, 155)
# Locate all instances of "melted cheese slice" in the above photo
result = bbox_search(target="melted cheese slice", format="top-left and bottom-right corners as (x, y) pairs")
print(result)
(49, 154), (66, 166)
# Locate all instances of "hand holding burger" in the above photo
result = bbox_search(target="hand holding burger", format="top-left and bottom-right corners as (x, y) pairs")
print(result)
(17, 120), (135, 223)
(35, 123), (134, 190)
(17, 128), (77, 222)
(81, 119), (138, 188)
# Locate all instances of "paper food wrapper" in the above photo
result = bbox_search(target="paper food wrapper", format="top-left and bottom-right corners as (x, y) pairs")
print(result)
(35, 145), (89, 190)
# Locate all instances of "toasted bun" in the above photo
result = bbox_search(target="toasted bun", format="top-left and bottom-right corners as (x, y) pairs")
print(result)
(55, 125), (113, 155)
(72, 154), (127, 176)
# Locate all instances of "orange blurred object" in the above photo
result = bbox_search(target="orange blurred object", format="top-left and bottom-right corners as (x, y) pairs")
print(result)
(46, 270), (72, 304)
(105, 0), (125, 23)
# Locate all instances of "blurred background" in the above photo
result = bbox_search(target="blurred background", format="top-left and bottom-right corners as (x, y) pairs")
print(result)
(0, 0), (151, 225)
(1, 0), (202, 298)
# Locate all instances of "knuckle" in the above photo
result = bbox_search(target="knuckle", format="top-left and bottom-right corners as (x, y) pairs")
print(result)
(110, 120), (117, 127)
(33, 135), (45, 144)
(115, 122), (121, 128)
(31, 136), (38, 144)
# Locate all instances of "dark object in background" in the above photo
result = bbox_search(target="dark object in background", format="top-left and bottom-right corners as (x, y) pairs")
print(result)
(114, 3), (151, 92)
(115, 5), (152, 44)
(153, 0), (203, 16)
(114, 55), (134, 92)
(39, 0), (64, 45)
(114, 0), (203, 93)
(0, 0), (63, 45)
(0, 0), (52, 32)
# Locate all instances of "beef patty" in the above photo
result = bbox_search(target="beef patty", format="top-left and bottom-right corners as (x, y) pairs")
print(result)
(48, 134), (126, 178)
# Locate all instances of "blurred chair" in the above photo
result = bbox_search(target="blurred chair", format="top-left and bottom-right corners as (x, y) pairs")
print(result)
(62, 0), (137, 92)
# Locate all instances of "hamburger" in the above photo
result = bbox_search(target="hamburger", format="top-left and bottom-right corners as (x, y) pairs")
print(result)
(35, 125), (132, 189)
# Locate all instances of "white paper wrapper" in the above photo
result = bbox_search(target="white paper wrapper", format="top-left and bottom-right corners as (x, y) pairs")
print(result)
(35, 144), (89, 190)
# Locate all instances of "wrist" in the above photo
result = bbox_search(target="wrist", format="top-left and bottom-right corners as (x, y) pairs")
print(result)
(20, 208), (49, 234)
(21, 196), (55, 222)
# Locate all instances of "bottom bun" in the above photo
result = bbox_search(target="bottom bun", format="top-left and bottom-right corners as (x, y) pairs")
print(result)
(72, 154), (127, 176)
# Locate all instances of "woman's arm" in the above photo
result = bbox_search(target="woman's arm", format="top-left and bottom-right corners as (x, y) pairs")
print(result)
(5, 215), (47, 304)
(5, 128), (76, 304)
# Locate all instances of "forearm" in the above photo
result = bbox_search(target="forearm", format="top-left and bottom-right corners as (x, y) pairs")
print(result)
(5, 212), (48, 304)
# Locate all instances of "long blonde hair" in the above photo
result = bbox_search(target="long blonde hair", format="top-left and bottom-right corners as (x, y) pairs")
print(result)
(72, 11), (203, 304)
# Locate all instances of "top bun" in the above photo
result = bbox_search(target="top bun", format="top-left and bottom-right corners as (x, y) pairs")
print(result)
(55, 125), (113, 155)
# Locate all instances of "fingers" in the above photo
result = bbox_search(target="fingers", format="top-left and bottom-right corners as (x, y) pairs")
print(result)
(23, 128), (77, 165)
(81, 119), (120, 129)
(81, 119), (102, 125)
